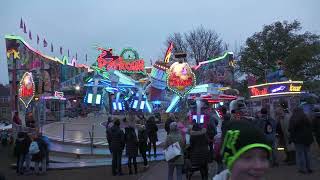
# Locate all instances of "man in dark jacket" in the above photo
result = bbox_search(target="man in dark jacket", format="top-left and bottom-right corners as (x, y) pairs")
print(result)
(189, 122), (209, 180)
(312, 107), (320, 150)
(14, 132), (31, 175)
(109, 118), (125, 176)
(124, 126), (138, 174)
(138, 125), (148, 167)
(146, 116), (158, 157)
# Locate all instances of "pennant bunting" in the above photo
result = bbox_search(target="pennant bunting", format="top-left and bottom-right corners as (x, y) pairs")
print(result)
(85, 54), (87, 62)
(28, 30), (32, 40)
(43, 38), (47, 47)
(20, 18), (23, 29)
(37, 35), (39, 45)
(60, 46), (63, 55)
(68, 49), (70, 57)
(23, 23), (27, 33)
(51, 43), (53, 52)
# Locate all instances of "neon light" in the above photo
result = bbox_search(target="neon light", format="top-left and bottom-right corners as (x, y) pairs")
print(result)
(54, 91), (64, 98)
(140, 101), (145, 110)
(250, 91), (302, 98)
(193, 52), (233, 70)
(5, 35), (92, 71)
(289, 84), (302, 92)
(88, 93), (93, 103)
(166, 95), (180, 113)
(145, 100), (152, 113)
(18, 72), (35, 108)
(97, 48), (145, 73)
(250, 87), (268, 96)
(271, 86), (286, 93)
(96, 94), (101, 104)
(164, 42), (173, 63)
(6, 49), (20, 59)
(248, 81), (303, 88)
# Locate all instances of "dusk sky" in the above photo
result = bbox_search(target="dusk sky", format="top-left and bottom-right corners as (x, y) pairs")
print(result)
(0, 0), (319, 84)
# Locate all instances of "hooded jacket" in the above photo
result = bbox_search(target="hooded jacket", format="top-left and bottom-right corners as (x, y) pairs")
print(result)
(189, 128), (209, 165)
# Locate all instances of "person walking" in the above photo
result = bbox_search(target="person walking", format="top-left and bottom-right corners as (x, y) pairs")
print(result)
(30, 133), (48, 175)
(257, 108), (278, 166)
(14, 132), (31, 175)
(289, 107), (314, 174)
(138, 125), (149, 167)
(164, 122), (185, 180)
(189, 122), (209, 180)
(212, 120), (272, 180)
(146, 116), (158, 157)
(124, 125), (139, 175)
(312, 107), (320, 152)
(109, 118), (125, 176)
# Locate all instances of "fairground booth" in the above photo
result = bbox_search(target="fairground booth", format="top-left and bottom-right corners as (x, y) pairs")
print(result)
(5, 35), (91, 129)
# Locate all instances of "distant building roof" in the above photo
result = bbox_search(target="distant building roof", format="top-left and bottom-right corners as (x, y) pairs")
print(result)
(0, 84), (10, 96)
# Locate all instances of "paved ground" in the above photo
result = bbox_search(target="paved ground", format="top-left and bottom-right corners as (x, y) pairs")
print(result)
(1, 143), (320, 180)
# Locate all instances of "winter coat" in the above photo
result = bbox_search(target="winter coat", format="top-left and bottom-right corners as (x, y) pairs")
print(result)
(125, 127), (138, 157)
(257, 115), (276, 145)
(289, 115), (314, 146)
(165, 131), (185, 165)
(31, 138), (48, 162)
(146, 120), (158, 142)
(109, 125), (125, 152)
(190, 128), (209, 165)
(14, 133), (31, 156)
(312, 112), (320, 139)
(138, 128), (148, 153)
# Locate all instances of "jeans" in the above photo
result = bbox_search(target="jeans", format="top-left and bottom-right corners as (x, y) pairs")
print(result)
(295, 144), (311, 172)
(112, 151), (122, 175)
(16, 154), (25, 174)
(148, 141), (157, 156)
(128, 156), (137, 174)
(168, 163), (183, 180)
(34, 158), (47, 174)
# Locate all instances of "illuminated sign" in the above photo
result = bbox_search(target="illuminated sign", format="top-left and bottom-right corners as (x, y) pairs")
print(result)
(271, 85), (286, 93)
(97, 47), (145, 73)
(289, 84), (302, 92)
(167, 62), (196, 97)
(18, 72), (35, 108)
(248, 81), (303, 98)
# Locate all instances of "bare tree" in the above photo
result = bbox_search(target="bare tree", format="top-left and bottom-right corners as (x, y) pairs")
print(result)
(165, 26), (223, 65)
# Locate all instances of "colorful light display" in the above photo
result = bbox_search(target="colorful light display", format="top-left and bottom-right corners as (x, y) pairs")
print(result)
(167, 62), (196, 97)
(97, 47), (145, 73)
(248, 81), (303, 98)
(18, 72), (35, 108)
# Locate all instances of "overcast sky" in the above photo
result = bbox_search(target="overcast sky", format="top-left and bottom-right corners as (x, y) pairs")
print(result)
(0, 0), (319, 84)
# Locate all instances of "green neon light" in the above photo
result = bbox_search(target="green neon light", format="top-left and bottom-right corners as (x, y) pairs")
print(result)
(194, 51), (233, 70)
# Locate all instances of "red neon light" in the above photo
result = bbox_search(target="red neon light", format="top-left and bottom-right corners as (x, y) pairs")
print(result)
(250, 87), (268, 96)
(168, 73), (193, 87)
(97, 48), (144, 72)
(20, 85), (33, 97)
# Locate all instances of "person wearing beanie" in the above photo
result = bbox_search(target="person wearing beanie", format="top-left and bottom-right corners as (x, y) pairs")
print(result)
(213, 121), (271, 180)
(165, 122), (185, 180)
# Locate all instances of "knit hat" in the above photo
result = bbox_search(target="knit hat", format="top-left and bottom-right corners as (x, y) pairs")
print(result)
(220, 121), (271, 169)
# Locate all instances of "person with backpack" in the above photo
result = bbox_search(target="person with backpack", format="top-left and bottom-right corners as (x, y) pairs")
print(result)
(257, 108), (278, 166)
(146, 116), (158, 157)
(30, 134), (48, 175)
(138, 124), (148, 167)
(124, 125), (139, 174)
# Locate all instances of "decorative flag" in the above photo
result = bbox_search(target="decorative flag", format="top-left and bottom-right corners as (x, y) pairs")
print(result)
(164, 42), (173, 63)
(28, 30), (32, 40)
(43, 38), (48, 47)
(51, 43), (53, 52)
(68, 49), (70, 57)
(60, 46), (63, 55)
(37, 35), (39, 44)
(23, 23), (27, 33)
(20, 18), (23, 29)
(85, 54), (87, 62)
(76, 53), (77, 60)
(150, 59), (153, 66)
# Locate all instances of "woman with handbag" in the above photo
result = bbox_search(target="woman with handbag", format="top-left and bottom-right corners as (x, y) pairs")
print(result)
(164, 122), (185, 180)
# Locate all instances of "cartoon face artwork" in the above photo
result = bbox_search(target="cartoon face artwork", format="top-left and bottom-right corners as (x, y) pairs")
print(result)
(167, 62), (196, 97)
(19, 72), (35, 108)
